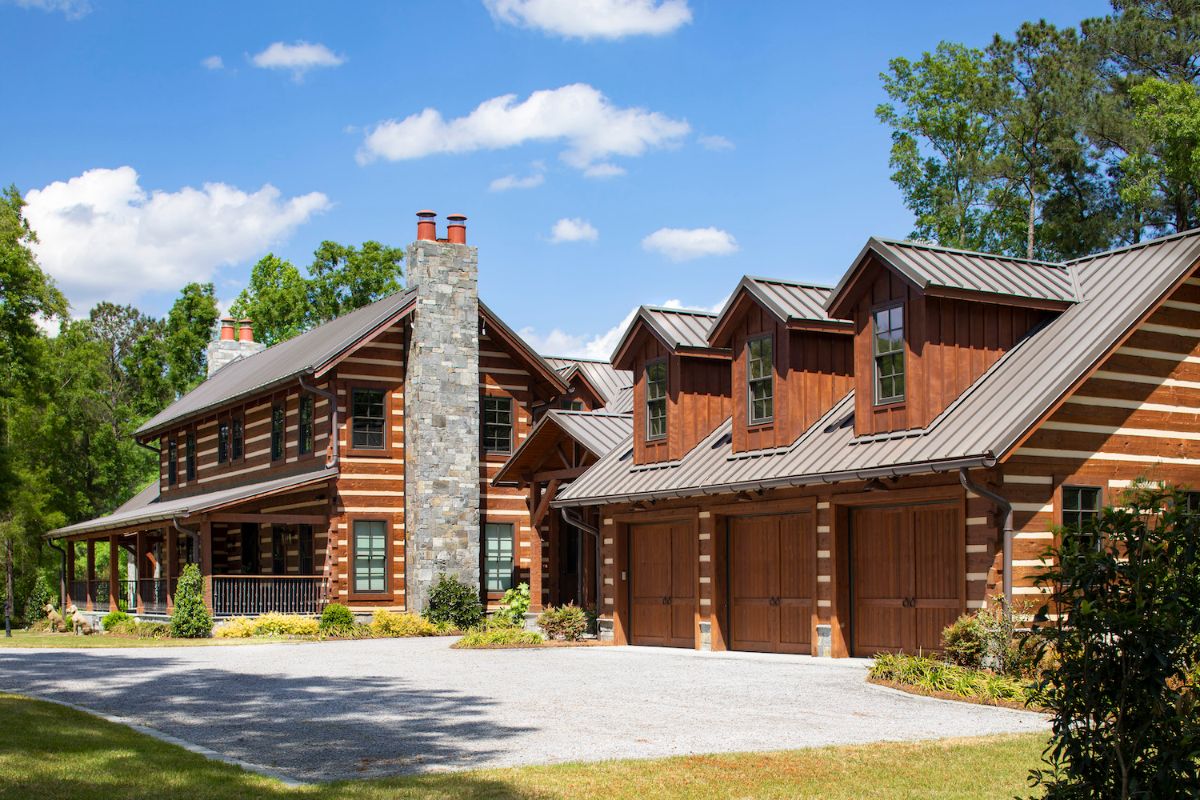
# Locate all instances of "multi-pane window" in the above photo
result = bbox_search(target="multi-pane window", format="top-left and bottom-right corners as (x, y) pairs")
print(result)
(351, 388), (386, 450)
(352, 520), (387, 594)
(873, 304), (905, 404)
(231, 417), (244, 461)
(271, 529), (285, 574)
(646, 360), (667, 440)
(240, 524), (260, 574)
(298, 397), (314, 455)
(217, 421), (230, 463)
(271, 404), (285, 461)
(483, 396), (513, 454)
(1062, 486), (1102, 530)
(298, 524), (314, 575)
(186, 432), (196, 481)
(747, 336), (774, 424)
(562, 398), (585, 411)
(167, 440), (178, 486)
(485, 522), (514, 593)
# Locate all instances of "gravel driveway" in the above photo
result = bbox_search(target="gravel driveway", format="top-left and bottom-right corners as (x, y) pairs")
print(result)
(0, 639), (1046, 782)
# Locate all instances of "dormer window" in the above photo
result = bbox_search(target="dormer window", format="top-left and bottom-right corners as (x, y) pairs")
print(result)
(873, 304), (905, 405)
(747, 335), (774, 424)
(646, 360), (667, 440)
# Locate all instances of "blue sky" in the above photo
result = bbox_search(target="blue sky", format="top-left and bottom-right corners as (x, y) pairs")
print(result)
(3, 0), (1109, 357)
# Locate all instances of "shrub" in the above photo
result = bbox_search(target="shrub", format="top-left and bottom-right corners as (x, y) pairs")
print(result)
(319, 603), (355, 634)
(250, 613), (319, 637)
(455, 626), (544, 648)
(424, 574), (483, 630)
(24, 583), (51, 622)
(494, 583), (531, 627)
(170, 564), (212, 639)
(370, 609), (440, 638)
(101, 610), (132, 632)
(941, 614), (986, 668)
(869, 652), (1036, 706)
(110, 619), (171, 639)
(538, 603), (588, 641)
(214, 617), (256, 639)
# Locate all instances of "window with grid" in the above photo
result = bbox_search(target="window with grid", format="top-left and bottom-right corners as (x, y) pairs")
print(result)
(485, 522), (514, 592)
(217, 421), (230, 464)
(562, 398), (585, 411)
(646, 360), (667, 440)
(167, 440), (178, 486)
(1062, 486), (1102, 530)
(232, 417), (244, 460)
(298, 525), (314, 575)
(186, 432), (196, 481)
(351, 388), (386, 450)
(299, 397), (314, 455)
(352, 520), (387, 594)
(873, 304), (905, 404)
(483, 396), (513, 454)
(747, 335), (774, 424)
(271, 404), (284, 461)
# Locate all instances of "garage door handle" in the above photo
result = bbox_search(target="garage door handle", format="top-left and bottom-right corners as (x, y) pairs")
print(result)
(662, 596), (671, 605)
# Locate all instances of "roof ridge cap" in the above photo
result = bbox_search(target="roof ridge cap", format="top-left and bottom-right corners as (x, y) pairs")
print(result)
(873, 236), (1067, 269)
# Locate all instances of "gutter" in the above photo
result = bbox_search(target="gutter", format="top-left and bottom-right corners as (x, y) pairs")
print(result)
(298, 374), (339, 468)
(958, 467), (1013, 605)
(136, 440), (161, 456)
(561, 507), (602, 615)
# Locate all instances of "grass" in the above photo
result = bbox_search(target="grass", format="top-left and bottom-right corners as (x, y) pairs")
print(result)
(0, 692), (1046, 800)
(0, 629), (299, 648)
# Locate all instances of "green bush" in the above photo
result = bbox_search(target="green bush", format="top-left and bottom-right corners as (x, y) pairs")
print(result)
(370, 609), (441, 637)
(24, 583), (52, 622)
(110, 619), (171, 639)
(869, 652), (1036, 706)
(494, 582), (531, 627)
(424, 573), (483, 630)
(537, 603), (588, 641)
(319, 602), (355, 634)
(216, 614), (319, 638)
(170, 564), (212, 638)
(101, 610), (132, 632)
(455, 626), (544, 648)
(941, 614), (986, 668)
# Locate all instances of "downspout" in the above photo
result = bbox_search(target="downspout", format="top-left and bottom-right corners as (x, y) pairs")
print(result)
(958, 467), (1013, 605)
(298, 374), (339, 468)
(561, 507), (601, 614)
(48, 539), (68, 612)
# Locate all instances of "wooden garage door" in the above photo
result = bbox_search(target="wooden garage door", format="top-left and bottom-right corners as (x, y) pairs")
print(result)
(629, 521), (696, 648)
(728, 513), (815, 654)
(851, 504), (961, 656)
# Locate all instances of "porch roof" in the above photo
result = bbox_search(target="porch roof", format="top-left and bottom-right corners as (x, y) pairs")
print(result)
(46, 467), (338, 539)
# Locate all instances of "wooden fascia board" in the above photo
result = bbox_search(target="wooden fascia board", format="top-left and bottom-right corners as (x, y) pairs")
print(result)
(612, 317), (668, 370)
(708, 287), (787, 346)
(826, 244), (927, 320)
(313, 297), (416, 380)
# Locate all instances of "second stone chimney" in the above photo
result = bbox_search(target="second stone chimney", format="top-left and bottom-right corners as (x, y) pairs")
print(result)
(404, 210), (481, 613)
(206, 317), (266, 378)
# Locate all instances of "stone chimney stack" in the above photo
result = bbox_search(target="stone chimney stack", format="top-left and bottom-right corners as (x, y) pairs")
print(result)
(206, 317), (266, 378)
(404, 210), (481, 613)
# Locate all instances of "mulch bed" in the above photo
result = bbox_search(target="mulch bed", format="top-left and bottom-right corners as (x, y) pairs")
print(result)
(867, 676), (1047, 713)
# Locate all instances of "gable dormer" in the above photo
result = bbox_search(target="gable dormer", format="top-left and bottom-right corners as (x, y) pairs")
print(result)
(611, 306), (731, 465)
(826, 238), (1076, 437)
(709, 276), (854, 452)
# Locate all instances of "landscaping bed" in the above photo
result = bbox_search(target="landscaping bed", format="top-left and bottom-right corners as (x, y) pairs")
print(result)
(868, 654), (1044, 712)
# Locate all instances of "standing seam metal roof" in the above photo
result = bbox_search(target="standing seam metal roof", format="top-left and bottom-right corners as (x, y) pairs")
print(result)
(543, 357), (633, 409)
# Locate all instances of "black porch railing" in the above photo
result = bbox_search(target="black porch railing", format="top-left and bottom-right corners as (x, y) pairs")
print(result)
(139, 578), (171, 614)
(212, 576), (328, 616)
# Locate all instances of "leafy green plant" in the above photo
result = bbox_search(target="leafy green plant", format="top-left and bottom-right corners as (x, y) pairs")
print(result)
(319, 602), (354, 634)
(169, 564), (212, 639)
(250, 613), (319, 637)
(941, 614), (986, 668)
(370, 609), (441, 638)
(101, 610), (132, 632)
(538, 603), (588, 641)
(869, 652), (1036, 707)
(454, 626), (544, 648)
(110, 619), (171, 639)
(494, 582), (531, 627)
(424, 573), (483, 630)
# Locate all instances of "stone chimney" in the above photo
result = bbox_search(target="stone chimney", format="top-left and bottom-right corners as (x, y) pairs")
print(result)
(404, 210), (481, 613)
(206, 317), (266, 377)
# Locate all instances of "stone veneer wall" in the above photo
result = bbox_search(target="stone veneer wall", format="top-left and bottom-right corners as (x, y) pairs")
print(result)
(205, 338), (265, 377)
(404, 238), (481, 613)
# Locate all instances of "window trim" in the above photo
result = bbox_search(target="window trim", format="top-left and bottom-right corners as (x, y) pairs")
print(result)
(298, 395), (315, 457)
(746, 333), (775, 426)
(483, 521), (516, 599)
(270, 402), (285, 462)
(346, 383), (391, 457)
(185, 430), (197, 482)
(482, 393), (514, 457)
(231, 415), (244, 462)
(645, 357), (668, 442)
(347, 515), (392, 602)
(166, 439), (178, 487)
(217, 419), (230, 464)
(871, 302), (906, 407)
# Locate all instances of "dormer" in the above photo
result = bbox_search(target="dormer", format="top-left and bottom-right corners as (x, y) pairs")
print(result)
(826, 237), (1077, 437)
(708, 276), (854, 452)
(611, 306), (732, 465)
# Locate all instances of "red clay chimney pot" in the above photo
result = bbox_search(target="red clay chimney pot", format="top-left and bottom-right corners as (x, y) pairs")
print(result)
(219, 317), (236, 341)
(446, 213), (467, 244)
(238, 319), (254, 343)
(416, 210), (437, 241)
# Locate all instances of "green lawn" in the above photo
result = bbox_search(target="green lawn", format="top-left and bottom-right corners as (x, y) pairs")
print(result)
(0, 692), (1046, 800)
(0, 629), (297, 648)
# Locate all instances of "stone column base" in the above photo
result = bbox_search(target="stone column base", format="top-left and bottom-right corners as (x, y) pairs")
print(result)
(816, 624), (833, 657)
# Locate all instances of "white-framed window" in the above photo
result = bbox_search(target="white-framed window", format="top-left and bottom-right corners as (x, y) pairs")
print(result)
(646, 360), (667, 440)
(747, 335), (774, 424)
(484, 522), (514, 592)
(873, 304), (905, 404)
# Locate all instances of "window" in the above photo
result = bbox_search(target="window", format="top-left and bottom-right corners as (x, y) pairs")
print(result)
(271, 528), (285, 574)
(351, 388), (386, 450)
(167, 440), (178, 486)
(747, 335), (774, 424)
(217, 421), (230, 464)
(561, 398), (585, 411)
(298, 525), (314, 575)
(873, 304), (905, 404)
(299, 396), (314, 455)
(352, 520), (387, 594)
(240, 524), (260, 574)
(1062, 486), (1102, 530)
(1186, 492), (1200, 515)
(485, 522), (514, 593)
(483, 396), (513, 454)
(231, 417), (244, 461)
(645, 360), (667, 440)
(185, 432), (196, 481)
(271, 404), (285, 461)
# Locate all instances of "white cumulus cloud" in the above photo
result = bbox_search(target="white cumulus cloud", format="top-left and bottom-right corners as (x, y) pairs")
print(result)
(642, 226), (738, 262)
(357, 83), (689, 173)
(484, 0), (691, 40)
(9, 0), (90, 19)
(489, 172), (545, 192)
(549, 217), (598, 243)
(583, 162), (626, 179)
(251, 41), (345, 80)
(202, 55), (224, 70)
(519, 297), (725, 360)
(23, 166), (330, 311)
(699, 134), (734, 151)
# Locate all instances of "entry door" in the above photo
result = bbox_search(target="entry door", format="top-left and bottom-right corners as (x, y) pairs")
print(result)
(851, 504), (961, 656)
(729, 514), (815, 654)
(629, 521), (696, 648)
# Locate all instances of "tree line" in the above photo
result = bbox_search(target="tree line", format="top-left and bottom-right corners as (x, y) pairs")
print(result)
(878, 0), (1200, 260)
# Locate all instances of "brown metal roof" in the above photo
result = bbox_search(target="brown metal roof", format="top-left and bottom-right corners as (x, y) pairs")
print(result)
(543, 357), (633, 409)
(493, 409), (632, 486)
(610, 306), (727, 367)
(709, 276), (851, 344)
(557, 228), (1200, 506)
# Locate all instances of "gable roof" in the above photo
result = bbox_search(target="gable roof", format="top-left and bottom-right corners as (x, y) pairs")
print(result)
(493, 409), (633, 487)
(826, 237), (1079, 318)
(610, 306), (727, 368)
(479, 301), (570, 399)
(543, 356), (633, 409)
(709, 276), (851, 344)
(557, 228), (1200, 506)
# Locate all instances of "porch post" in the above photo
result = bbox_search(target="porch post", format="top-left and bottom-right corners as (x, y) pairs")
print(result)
(85, 540), (96, 611)
(199, 519), (214, 614)
(166, 525), (178, 612)
(108, 534), (120, 613)
(135, 531), (146, 614)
